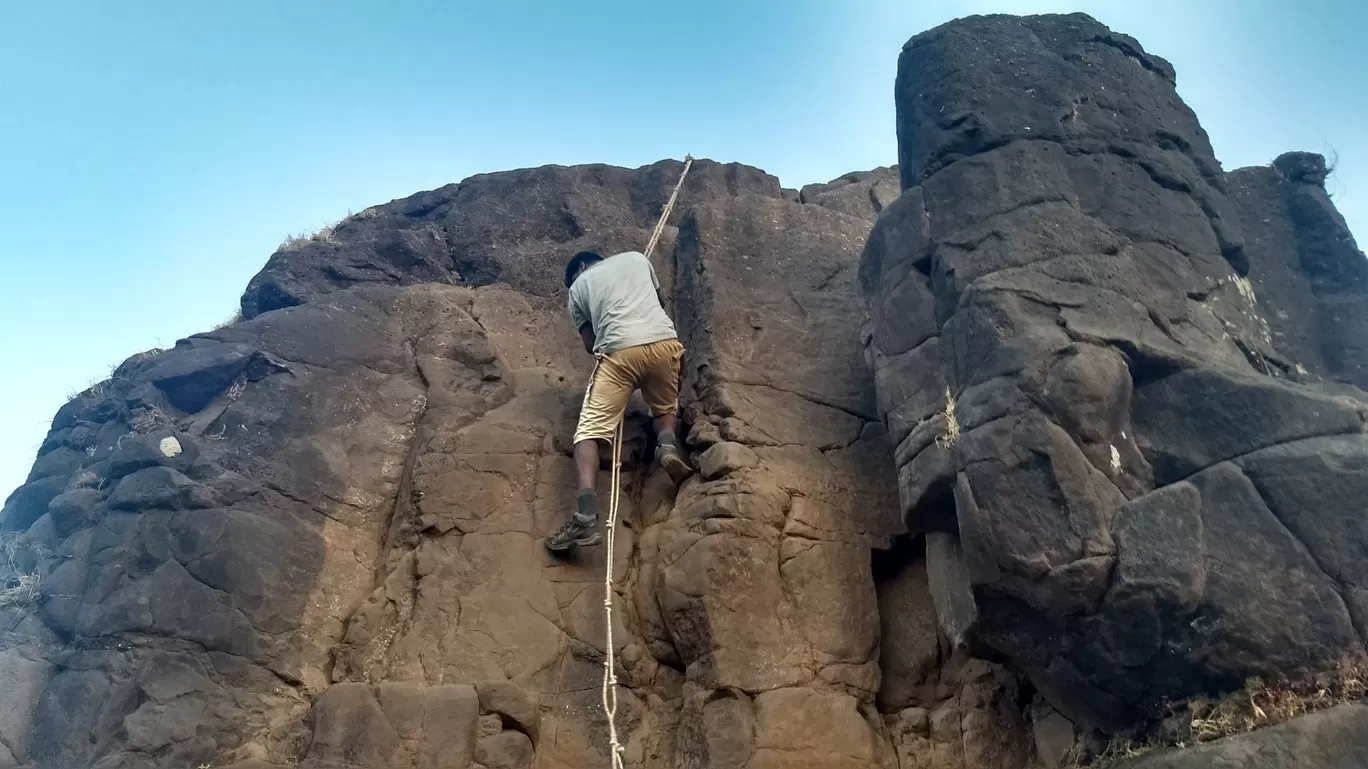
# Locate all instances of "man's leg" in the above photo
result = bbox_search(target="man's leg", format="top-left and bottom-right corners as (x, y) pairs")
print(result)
(573, 437), (603, 522)
(653, 412), (678, 440)
(547, 356), (632, 551)
(640, 339), (691, 484)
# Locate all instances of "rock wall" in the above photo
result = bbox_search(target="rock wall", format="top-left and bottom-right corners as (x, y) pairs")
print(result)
(862, 9), (1368, 738)
(3, 158), (970, 769)
(4, 11), (1368, 769)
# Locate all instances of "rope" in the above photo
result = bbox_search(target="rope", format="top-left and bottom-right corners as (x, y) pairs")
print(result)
(601, 154), (693, 769)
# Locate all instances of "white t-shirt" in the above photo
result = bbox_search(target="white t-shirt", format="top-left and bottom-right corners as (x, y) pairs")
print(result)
(567, 251), (678, 355)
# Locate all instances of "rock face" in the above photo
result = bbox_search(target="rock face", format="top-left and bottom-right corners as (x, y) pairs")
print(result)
(3, 10), (1368, 769)
(1, 156), (930, 769)
(862, 9), (1368, 736)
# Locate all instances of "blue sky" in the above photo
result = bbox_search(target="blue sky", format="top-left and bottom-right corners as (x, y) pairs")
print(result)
(2, 0), (1365, 499)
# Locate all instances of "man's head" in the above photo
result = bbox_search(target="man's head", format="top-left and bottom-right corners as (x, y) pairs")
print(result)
(564, 250), (604, 289)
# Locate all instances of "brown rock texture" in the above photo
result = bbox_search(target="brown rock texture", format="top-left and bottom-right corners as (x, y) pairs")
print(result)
(3, 10), (1368, 769)
(1, 157), (945, 769)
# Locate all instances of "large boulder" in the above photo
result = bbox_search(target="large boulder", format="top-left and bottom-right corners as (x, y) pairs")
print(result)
(861, 11), (1368, 732)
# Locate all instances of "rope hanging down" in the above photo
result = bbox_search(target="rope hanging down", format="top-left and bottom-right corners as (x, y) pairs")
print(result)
(601, 154), (693, 769)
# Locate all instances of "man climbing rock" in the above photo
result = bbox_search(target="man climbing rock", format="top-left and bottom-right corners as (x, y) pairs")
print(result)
(545, 249), (692, 551)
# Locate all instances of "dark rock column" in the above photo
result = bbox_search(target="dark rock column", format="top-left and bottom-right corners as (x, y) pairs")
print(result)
(863, 12), (1368, 730)
(1228, 151), (1368, 389)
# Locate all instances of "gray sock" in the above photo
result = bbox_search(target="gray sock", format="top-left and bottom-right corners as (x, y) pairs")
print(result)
(575, 489), (596, 524)
(658, 430), (677, 448)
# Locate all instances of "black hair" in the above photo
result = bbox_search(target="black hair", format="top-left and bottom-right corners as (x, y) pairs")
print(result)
(564, 250), (604, 288)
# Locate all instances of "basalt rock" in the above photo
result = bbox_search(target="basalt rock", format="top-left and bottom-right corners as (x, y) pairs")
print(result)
(1227, 151), (1368, 389)
(3, 10), (1367, 769)
(862, 10), (1368, 744)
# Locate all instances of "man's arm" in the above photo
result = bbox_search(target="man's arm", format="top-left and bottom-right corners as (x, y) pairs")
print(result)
(569, 287), (596, 354)
(579, 323), (596, 355)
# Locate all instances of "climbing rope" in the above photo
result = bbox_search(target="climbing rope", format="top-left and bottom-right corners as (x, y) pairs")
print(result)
(600, 154), (693, 769)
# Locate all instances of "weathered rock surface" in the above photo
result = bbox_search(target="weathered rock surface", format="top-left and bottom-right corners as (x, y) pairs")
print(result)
(1, 155), (936, 769)
(3, 10), (1367, 769)
(862, 9), (1368, 739)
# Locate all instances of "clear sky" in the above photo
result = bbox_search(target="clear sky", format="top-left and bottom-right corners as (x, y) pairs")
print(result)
(2, 0), (1365, 500)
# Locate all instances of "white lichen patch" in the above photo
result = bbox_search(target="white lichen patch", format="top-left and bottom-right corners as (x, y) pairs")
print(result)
(1110, 444), (1122, 471)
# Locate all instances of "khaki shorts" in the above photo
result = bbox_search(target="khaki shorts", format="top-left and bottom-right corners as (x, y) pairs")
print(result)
(573, 338), (685, 444)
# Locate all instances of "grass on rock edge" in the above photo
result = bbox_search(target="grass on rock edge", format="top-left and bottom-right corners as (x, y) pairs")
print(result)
(1083, 658), (1368, 766)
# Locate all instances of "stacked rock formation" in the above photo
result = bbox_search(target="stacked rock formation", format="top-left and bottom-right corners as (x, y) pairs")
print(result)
(861, 10), (1368, 764)
(2, 11), (1367, 769)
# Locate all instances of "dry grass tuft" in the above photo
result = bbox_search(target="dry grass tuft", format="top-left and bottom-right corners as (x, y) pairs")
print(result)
(0, 533), (44, 609)
(125, 348), (166, 368)
(279, 222), (338, 252)
(1232, 274), (1257, 306)
(1185, 663), (1367, 743)
(1079, 659), (1368, 766)
(129, 406), (169, 433)
(0, 572), (41, 609)
(212, 311), (243, 331)
(82, 379), (109, 401)
(226, 377), (246, 401)
(1087, 735), (1158, 768)
(67, 377), (109, 403)
(935, 387), (960, 449)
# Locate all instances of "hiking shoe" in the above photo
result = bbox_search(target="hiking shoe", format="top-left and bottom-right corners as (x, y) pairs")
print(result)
(545, 517), (601, 551)
(656, 442), (693, 485)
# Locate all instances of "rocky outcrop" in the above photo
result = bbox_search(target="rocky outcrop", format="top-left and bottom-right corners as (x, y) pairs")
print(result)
(861, 9), (1368, 739)
(2, 156), (946, 769)
(4, 10), (1368, 769)
(1227, 152), (1368, 389)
